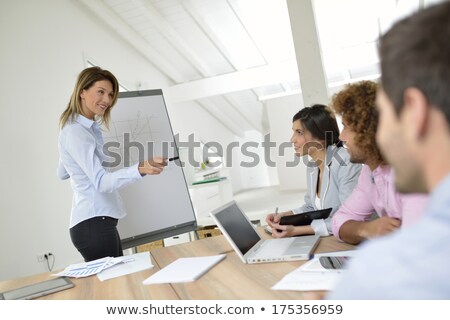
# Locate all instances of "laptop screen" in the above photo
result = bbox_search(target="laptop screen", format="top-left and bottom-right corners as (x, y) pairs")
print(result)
(213, 202), (261, 255)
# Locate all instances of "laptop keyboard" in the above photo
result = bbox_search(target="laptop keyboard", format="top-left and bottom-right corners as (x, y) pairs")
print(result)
(283, 239), (315, 256)
(252, 238), (295, 258)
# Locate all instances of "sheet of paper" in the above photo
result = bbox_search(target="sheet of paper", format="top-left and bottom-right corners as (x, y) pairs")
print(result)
(143, 254), (226, 285)
(97, 252), (154, 281)
(272, 250), (359, 291)
(272, 269), (343, 291)
(312, 250), (357, 258)
(300, 258), (338, 273)
(300, 250), (357, 273)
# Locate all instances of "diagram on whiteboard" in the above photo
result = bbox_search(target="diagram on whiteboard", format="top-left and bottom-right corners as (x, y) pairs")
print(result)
(101, 90), (196, 247)
(102, 110), (169, 169)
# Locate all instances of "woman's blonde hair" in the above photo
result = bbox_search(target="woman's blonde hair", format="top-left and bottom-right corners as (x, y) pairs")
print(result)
(59, 66), (119, 129)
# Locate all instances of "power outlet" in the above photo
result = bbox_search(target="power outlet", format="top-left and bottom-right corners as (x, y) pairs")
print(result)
(36, 253), (52, 263)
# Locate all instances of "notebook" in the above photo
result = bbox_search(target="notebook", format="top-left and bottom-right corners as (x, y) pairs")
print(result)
(142, 254), (226, 284)
(210, 201), (320, 264)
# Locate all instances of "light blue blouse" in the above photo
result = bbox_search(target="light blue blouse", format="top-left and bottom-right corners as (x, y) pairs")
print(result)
(58, 115), (142, 228)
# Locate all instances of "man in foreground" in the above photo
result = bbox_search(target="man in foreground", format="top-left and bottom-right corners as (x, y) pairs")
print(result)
(329, 2), (450, 299)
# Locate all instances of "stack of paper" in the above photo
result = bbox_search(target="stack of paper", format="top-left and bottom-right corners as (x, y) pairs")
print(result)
(97, 252), (154, 281)
(52, 257), (125, 278)
(52, 252), (153, 280)
(143, 254), (226, 285)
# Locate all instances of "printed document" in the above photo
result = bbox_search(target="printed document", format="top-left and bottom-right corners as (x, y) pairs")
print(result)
(272, 250), (356, 291)
(97, 252), (154, 281)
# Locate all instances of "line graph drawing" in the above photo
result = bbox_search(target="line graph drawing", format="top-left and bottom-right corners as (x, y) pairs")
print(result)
(101, 90), (196, 248)
(102, 111), (162, 168)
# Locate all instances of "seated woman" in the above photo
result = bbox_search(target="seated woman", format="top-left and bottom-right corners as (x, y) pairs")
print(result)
(266, 104), (361, 237)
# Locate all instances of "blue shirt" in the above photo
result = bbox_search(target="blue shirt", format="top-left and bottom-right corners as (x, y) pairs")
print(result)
(58, 114), (142, 228)
(328, 175), (450, 299)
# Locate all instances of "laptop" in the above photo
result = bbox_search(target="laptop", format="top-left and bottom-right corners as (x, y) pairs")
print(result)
(210, 201), (320, 264)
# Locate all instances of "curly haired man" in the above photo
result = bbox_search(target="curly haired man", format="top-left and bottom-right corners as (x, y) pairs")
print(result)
(330, 80), (428, 245)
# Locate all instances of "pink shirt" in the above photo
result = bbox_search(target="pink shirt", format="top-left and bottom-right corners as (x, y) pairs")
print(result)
(332, 164), (429, 241)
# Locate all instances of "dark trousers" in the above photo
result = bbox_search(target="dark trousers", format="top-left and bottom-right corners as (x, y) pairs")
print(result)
(70, 216), (123, 262)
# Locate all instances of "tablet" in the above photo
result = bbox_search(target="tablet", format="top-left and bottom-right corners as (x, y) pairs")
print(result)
(0, 277), (74, 300)
(279, 208), (332, 226)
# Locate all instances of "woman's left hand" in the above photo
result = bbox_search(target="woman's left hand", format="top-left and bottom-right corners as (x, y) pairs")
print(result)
(271, 224), (315, 238)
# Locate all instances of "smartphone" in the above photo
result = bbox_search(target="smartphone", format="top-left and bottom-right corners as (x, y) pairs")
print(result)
(319, 256), (349, 270)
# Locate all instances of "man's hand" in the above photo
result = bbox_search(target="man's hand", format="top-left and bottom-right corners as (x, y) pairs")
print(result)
(360, 217), (401, 239)
(339, 217), (401, 245)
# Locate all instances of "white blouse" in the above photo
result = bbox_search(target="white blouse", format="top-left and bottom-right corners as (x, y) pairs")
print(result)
(312, 194), (329, 236)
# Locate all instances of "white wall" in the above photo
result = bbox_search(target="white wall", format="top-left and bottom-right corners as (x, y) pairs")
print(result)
(265, 94), (307, 191)
(166, 101), (236, 154)
(0, 0), (236, 280)
(167, 100), (237, 189)
(229, 130), (277, 193)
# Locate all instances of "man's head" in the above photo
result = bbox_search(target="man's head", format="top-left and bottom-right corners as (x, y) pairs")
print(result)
(331, 80), (383, 167)
(376, 2), (450, 193)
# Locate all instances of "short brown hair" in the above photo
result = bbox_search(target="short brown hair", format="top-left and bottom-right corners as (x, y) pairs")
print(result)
(380, 2), (450, 123)
(331, 80), (383, 163)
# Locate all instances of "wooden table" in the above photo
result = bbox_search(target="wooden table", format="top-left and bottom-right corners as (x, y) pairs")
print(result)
(150, 232), (354, 299)
(0, 232), (353, 300)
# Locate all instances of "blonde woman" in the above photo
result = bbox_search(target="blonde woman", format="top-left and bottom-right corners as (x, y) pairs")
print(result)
(58, 67), (166, 262)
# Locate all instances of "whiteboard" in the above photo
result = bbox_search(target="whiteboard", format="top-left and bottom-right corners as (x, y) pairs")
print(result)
(103, 90), (197, 248)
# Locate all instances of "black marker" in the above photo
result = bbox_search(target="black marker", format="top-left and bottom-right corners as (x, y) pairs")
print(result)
(168, 156), (180, 161)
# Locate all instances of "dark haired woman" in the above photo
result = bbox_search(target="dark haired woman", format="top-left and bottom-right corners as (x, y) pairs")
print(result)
(266, 104), (361, 238)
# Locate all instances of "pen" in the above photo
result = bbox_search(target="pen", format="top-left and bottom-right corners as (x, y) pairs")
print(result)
(274, 207), (282, 233)
(121, 258), (135, 263)
(168, 156), (179, 161)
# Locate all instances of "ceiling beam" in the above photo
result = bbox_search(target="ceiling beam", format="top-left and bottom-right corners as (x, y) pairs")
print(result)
(78, 0), (185, 83)
(196, 100), (246, 137)
(167, 59), (299, 102)
(258, 73), (381, 101)
(223, 95), (263, 132)
(181, 0), (242, 71)
(280, 81), (292, 92)
(287, 0), (329, 109)
(132, 0), (214, 77)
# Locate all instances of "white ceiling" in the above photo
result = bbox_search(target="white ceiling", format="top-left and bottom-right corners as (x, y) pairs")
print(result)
(79, 0), (435, 136)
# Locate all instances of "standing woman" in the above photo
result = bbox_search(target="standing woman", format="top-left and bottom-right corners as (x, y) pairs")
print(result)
(58, 67), (166, 262)
(266, 104), (361, 237)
